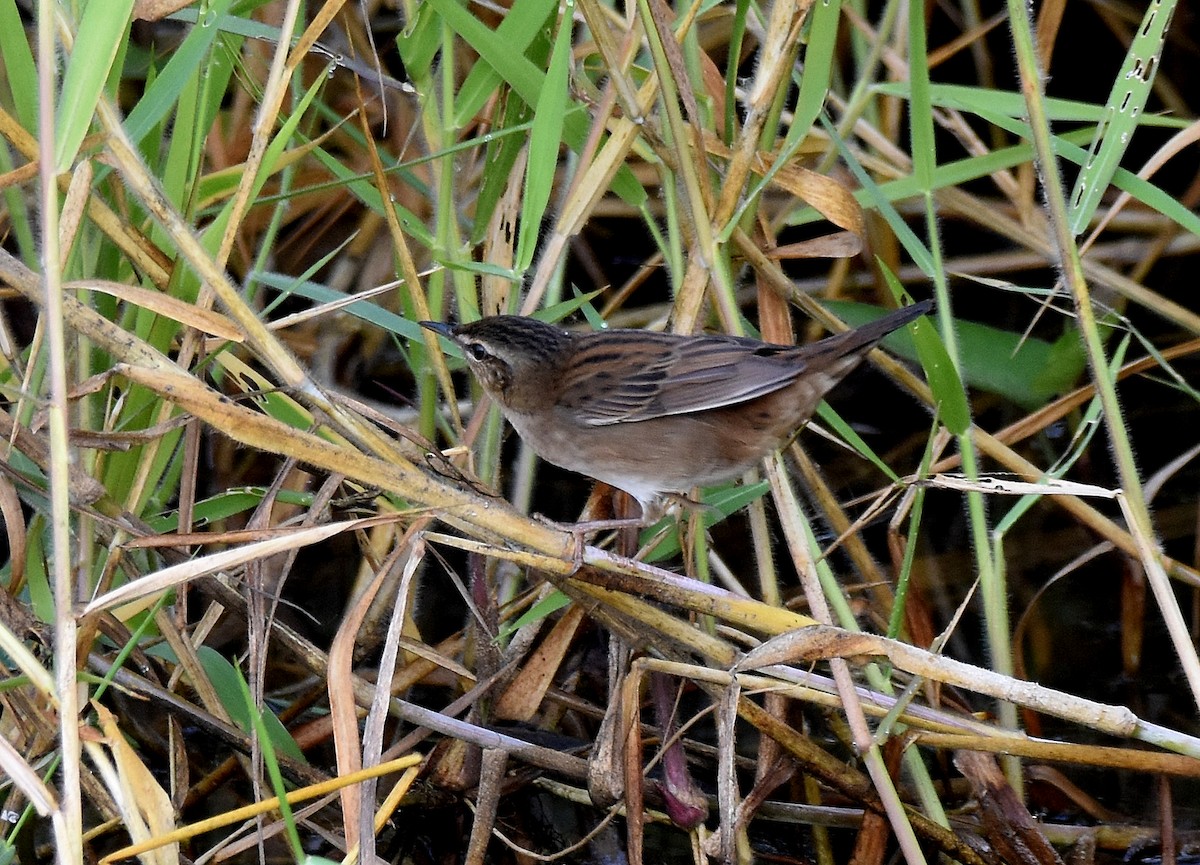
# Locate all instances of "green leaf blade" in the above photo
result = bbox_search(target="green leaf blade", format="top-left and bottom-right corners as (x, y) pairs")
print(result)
(515, 0), (573, 273)
(55, 0), (138, 171)
(1068, 0), (1175, 235)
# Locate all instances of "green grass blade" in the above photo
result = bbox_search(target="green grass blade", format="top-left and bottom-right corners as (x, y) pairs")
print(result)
(231, 658), (306, 860)
(123, 0), (237, 146)
(792, 96), (1200, 239)
(254, 272), (426, 339)
(427, 0), (646, 207)
(0, 0), (38, 126)
(471, 105), (536, 245)
(820, 114), (934, 276)
(1068, 0), (1176, 235)
(451, 0), (559, 128)
(789, 0), (840, 140)
(828, 299), (1085, 409)
(873, 81), (1188, 128)
(515, 0), (573, 273)
(55, 0), (137, 171)
(197, 646), (307, 764)
(722, 0), (750, 142)
(906, 0), (934, 192)
(814, 402), (901, 482)
(395, 1), (441, 76)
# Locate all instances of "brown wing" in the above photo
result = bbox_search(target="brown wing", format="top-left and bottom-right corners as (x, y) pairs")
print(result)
(559, 302), (931, 426)
(560, 330), (808, 426)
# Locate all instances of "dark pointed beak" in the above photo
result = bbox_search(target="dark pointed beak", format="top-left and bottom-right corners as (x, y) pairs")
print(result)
(419, 320), (456, 340)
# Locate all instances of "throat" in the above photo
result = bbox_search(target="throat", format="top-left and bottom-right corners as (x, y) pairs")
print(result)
(501, 378), (561, 413)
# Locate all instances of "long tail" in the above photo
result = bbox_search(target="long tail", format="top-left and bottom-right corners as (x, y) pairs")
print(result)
(818, 298), (934, 356)
(789, 299), (932, 409)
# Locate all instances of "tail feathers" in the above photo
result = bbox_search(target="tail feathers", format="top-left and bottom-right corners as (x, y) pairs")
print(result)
(820, 299), (933, 356)
(795, 299), (932, 403)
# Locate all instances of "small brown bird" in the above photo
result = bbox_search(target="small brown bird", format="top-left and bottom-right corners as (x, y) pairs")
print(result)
(421, 300), (930, 517)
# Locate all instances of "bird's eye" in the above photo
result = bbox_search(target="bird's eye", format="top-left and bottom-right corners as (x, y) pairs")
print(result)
(466, 343), (489, 361)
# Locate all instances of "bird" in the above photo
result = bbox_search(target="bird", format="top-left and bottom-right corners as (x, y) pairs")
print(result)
(421, 300), (931, 519)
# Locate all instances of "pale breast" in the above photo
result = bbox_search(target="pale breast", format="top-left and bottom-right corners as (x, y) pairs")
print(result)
(501, 402), (797, 508)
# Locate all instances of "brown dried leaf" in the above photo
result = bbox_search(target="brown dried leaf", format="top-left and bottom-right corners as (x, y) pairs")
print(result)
(67, 280), (245, 342)
(493, 603), (586, 722)
(95, 704), (180, 865)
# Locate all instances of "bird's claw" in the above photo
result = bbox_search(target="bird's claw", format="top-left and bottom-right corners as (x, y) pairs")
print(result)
(535, 513), (649, 573)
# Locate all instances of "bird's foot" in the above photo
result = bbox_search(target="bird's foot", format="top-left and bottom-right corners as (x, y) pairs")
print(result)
(536, 513), (649, 572)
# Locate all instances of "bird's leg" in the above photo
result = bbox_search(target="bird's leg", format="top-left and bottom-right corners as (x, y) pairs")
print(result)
(660, 492), (717, 520)
(613, 490), (642, 559)
(536, 486), (650, 571)
(540, 488), (708, 569)
(567, 485), (651, 533)
(564, 516), (647, 570)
